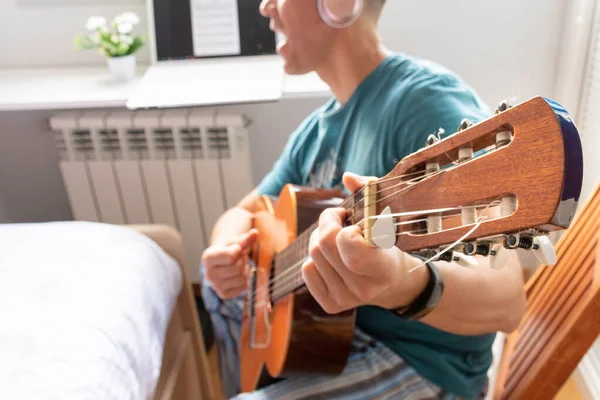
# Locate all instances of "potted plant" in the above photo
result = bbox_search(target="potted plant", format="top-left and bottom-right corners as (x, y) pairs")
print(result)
(75, 12), (145, 81)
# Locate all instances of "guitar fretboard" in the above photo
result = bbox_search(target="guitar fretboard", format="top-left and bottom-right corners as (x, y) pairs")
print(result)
(270, 189), (365, 303)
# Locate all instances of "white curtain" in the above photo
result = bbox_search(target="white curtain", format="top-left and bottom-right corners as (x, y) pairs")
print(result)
(578, 3), (600, 204)
(572, 4), (600, 398)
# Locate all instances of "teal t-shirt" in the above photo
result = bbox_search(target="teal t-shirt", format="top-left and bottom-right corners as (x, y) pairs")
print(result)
(257, 53), (495, 399)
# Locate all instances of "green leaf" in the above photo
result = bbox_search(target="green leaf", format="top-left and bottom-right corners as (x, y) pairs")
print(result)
(126, 35), (145, 55)
(74, 34), (101, 51)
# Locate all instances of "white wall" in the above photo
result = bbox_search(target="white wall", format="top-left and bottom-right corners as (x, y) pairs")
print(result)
(379, 0), (568, 108)
(0, 0), (570, 223)
(1, 0), (568, 107)
(0, 1), (150, 67)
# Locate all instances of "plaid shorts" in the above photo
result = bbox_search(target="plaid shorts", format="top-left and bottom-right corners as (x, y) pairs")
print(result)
(201, 265), (459, 400)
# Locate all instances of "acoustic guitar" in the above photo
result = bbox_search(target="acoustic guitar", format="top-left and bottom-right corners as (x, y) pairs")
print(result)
(240, 96), (584, 392)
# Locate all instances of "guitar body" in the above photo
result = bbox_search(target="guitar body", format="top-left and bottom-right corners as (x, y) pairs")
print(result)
(240, 185), (356, 392)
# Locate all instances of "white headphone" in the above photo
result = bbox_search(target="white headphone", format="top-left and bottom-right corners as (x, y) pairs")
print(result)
(318, 0), (364, 28)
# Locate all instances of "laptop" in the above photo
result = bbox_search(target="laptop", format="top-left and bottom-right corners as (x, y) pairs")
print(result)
(127, 0), (285, 110)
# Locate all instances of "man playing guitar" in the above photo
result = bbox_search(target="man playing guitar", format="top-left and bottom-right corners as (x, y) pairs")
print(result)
(201, 1), (526, 398)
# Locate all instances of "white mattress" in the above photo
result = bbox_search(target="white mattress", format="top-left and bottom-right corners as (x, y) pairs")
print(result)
(0, 222), (183, 400)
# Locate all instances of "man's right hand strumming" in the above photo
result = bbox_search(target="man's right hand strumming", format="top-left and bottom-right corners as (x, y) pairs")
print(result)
(202, 229), (258, 300)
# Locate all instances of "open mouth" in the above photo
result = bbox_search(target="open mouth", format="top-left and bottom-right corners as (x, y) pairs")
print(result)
(276, 31), (288, 53)
(271, 18), (288, 54)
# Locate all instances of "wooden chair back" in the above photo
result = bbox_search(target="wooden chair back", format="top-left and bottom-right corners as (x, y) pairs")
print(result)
(493, 184), (600, 399)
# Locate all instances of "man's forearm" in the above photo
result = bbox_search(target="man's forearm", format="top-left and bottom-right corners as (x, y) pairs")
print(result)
(419, 254), (526, 335)
(209, 206), (254, 245)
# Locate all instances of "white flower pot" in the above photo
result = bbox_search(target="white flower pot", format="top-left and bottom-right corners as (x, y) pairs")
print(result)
(107, 54), (136, 82)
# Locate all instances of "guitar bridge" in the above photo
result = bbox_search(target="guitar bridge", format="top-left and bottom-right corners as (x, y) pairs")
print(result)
(248, 266), (271, 349)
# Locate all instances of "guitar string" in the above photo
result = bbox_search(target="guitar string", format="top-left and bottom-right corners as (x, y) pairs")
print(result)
(369, 199), (499, 280)
(250, 195), (502, 304)
(247, 203), (460, 304)
(247, 164), (498, 303)
(270, 165), (458, 278)
(273, 167), (442, 267)
(249, 137), (503, 306)
(247, 145), (500, 303)
(264, 180), (413, 278)
(337, 138), (501, 223)
(342, 169), (428, 210)
(247, 202), (503, 304)
(250, 199), (505, 304)
(335, 169), (426, 208)
(341, 168), (441, 221)
(255, 208), (494, 308)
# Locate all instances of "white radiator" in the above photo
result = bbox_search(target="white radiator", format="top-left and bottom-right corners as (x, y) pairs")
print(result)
(50, 109), (254, 282)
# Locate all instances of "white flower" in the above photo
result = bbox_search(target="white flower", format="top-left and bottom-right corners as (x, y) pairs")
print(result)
(113, 12), (140, 26)
(86, 16), (107, 31)
(117, 22), (133, 34)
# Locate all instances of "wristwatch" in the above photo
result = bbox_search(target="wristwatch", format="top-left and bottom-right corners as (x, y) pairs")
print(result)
(389, 257), (444, 320)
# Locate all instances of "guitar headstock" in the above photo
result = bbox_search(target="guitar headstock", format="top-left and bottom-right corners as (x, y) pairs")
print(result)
(360, 96), (584, 268)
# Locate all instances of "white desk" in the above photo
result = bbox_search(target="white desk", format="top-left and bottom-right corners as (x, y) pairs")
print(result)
(0, 66), (331, 112)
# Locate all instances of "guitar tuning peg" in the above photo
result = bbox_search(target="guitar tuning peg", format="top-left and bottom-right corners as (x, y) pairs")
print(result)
(495, 100), (512, 114)
(463, 241), (490, 256)
(425, 133), (439, 147)
(463, 240), (510, 269)
(533, 235), (557, 266)
(458, 119), (472, 131)
(501, 233), (557, 266)
(503, 234), (520, 249)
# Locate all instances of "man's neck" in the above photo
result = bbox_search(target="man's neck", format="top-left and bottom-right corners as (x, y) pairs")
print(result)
(316, 26), (390, 105)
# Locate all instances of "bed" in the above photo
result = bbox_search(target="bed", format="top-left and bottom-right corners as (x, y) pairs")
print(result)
(0, 221), (215, 400)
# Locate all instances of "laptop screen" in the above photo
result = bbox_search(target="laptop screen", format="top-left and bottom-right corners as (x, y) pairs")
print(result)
(152, 0), (276, 62)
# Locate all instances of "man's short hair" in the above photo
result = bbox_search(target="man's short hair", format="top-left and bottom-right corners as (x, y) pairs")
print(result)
(366, 0), (386, 18)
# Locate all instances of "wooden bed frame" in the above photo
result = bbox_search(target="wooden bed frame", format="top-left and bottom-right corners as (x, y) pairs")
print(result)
(128, 224), (216, 400)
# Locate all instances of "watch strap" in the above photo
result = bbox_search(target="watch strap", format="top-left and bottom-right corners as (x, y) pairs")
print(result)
(389, 256), (444, 320)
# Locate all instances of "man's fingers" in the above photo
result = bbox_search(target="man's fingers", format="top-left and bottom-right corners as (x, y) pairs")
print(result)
(336, 225), (380, 276)
(238, 229), (259, 251)
(203, 243), (243, 265)
(317, 209), (349, 277)
(302, 259), (340, 314)
(203, 229), (258, 266)
(310, 246), (351, 306)
(342, 172), (377, 194)
(222, 275), (248, 291)
(310, 225), (356, 307)
(207, 261), (247, 281)
(219, 284), (248, 300)
(319, 208), (346, 227)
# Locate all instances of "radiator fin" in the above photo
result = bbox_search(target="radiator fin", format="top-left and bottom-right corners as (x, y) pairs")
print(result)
(99, 129), (122, 160)
(207, 127), (231, 159)
(126, 128), (149, 159)
(50, 110), (252, 283)
(180, 128), (203, 158)
(71, 129), (94, 161)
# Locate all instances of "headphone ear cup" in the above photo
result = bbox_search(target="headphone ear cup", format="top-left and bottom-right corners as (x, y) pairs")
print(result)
(318, 0), (363, 28)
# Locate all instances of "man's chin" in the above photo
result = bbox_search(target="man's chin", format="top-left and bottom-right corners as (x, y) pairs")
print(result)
(282, 60), (312, 76)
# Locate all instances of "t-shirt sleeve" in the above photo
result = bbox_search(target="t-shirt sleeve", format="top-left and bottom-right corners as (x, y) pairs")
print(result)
(395, 74), (493, 159)
(256, 110), (319, 197)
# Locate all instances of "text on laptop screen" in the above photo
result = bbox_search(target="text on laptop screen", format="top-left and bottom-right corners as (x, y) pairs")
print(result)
(152, 0), (276, 61)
